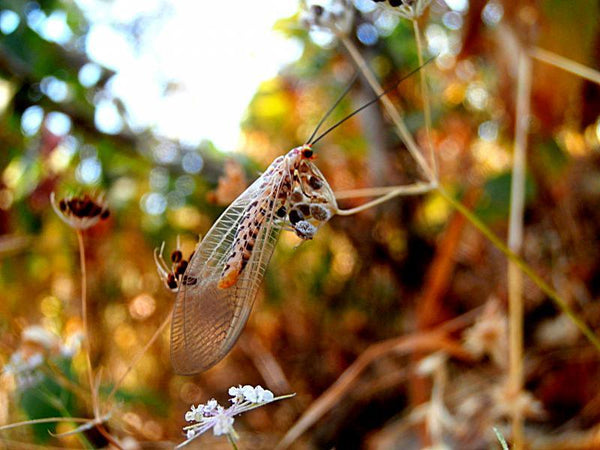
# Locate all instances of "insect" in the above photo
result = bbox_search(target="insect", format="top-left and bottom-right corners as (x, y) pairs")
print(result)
(168, 61), (433, 374)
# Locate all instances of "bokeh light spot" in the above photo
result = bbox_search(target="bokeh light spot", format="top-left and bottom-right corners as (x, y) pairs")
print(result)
(41, 10), (73, 44)
(175, 175), (195, 196)
(443, 11), (463, 30)
(482, 1), (503, 26)
(149, 167), (170, 191)
(141, 192), (167, 215)
(445, 0), (469, 13)
(129, 294), (156, 321)
(94, 100), (124, 135)
(478, 120), (499, 142)
(466, 82), (489, 110)
(78, 63), (103, 87)
(41, 76), (69, 102)
(46, 112), (72, 136)
(357, 23), (378, 46)
(76, 157), (102, 184)
(21, 105), (44, 136)
(0, 10), (20, 34)
(181, 152), (203, 174)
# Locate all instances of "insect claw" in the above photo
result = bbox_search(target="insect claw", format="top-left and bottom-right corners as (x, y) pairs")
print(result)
(154, 245), (170, 277)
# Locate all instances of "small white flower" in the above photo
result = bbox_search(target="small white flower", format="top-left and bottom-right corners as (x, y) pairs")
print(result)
(60, 331), (83, 357)
(212, 412), (235, 436)
(22, 326), (60, 350)
(185, 405), (203, 422)
(241, 384), (258, 402)
(255, 385), (274, 403)
(178, 385), (295, 448)
(202, 399), (220, 416)
(228, 385), (245, 404)
(238, 384), (274, 403)
(372, 0), (433, 20)
(300, 0), (354, 36)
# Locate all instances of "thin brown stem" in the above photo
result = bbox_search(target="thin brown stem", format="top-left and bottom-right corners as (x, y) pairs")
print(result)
(412, 18), (437, 180)
(97, 423), (123, 450)
(105, 309), (172, 407)
(0, 417), (93, 431)
(437, 187), (600, 353)
(76, 230), (99, 419)
(530, 46), (600, 85)
(507, 48), (532, 450)
(339, 34), (435, 182)
(335, 181), (435, 215)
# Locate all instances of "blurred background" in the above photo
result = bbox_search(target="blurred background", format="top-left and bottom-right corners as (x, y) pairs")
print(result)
(0, 0), (599, 448)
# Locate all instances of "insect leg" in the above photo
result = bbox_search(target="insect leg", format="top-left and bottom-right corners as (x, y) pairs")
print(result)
(334, 181), (436, 216)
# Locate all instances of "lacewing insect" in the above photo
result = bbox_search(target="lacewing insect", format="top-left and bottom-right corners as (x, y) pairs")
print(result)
(169, 60), (432, 374)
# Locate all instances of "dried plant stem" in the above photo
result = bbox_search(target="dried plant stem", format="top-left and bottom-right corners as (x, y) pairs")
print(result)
(97, 423), (123, 450)
(228, 434), (240, 450)
(105, 309), (172, 406)
(412, 18), (437, 179)
(335, 182), (435, 215)
(76, 230), (99, 420)
(340, 32), (600, 354)
(339, 34), (435, 182)
(530, 46), (600, 85)
(506, 49), (532, 450)
(437, 187), (600, 353)
(494, 427), (510, 450)
(0, 417), (94, 431)
(276, 311), (478, 449)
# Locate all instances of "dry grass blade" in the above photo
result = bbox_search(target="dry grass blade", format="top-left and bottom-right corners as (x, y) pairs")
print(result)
(530, 46), (600, 85)
(506, 43), (533, 450)
(276, 311), (480, 449)
(48, 412), (111, 438)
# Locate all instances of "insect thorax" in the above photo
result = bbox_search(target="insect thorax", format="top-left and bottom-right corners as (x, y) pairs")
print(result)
(218, 148), (337, 289)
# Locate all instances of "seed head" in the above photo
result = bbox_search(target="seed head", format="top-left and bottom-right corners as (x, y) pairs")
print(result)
(50, 192), (110, 230)
(371, 0), (433, 19)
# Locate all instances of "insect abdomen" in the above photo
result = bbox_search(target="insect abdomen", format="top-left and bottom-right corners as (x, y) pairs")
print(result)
(218, 199), (268, 289)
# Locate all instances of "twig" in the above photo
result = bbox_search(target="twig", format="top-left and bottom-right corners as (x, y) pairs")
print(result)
(0, 417), (93, 431)
(437, 187), (600, 353)
(339, 34), (435, 182)
(412, 18), (437, 179)
(506, 47), (532, 450)
(275, 311), (478, 449)
(335, 181), (435, 215)
(76, 230), (99, 420)
(105, 308), (172, 407)
(530, 46), (600, 85)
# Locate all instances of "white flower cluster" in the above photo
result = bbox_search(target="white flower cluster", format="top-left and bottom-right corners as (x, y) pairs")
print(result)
(300, 0), (354, 36)
(178, 385), (292, 448)
(372, 0), (433, 20)
(3, 326), (82, 389)
(3, 352), (44, 388)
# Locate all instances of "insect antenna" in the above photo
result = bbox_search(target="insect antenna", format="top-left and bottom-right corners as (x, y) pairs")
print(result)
(310, 56), (436, 146)
(305, 71), (360, 145)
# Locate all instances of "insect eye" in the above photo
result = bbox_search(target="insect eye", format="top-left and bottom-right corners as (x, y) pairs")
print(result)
(302, 148), (313, 159)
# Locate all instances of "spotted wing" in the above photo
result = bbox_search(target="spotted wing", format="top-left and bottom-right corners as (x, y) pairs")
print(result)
(171, 176), (283, 374)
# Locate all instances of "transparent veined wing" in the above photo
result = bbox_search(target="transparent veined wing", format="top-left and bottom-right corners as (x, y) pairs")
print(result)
(171, 175), (284, 374)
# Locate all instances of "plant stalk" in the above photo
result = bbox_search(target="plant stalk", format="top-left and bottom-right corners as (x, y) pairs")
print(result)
(76, 230), (99, 419)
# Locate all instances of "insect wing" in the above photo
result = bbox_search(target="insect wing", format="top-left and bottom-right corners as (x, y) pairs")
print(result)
(171, 176), (283, 374)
